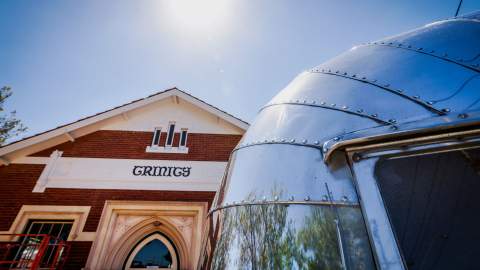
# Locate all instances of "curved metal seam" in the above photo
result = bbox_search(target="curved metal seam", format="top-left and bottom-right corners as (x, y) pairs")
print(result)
(208, 200), (360, 216)
(363, 42), (480, 73)
(233, 140), (323, 153)
(309, 68), (447, 115)
(260, 102), (393, 125)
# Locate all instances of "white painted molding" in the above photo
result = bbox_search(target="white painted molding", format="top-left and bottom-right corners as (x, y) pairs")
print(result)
(64, 131), (75, 142)
(32, 150), (63, 193)
(0, 205), (93, 242)
(36, 157), (226, 191)
(0, 157), (10, 166)
(145, 145), (189, 154)
(0, 88), (248, 158)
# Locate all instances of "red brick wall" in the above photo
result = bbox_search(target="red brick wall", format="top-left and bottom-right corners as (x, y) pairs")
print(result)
(1, 129), (239, 269)
(31, 130), (242, 161)
(0, 164), (216, 269)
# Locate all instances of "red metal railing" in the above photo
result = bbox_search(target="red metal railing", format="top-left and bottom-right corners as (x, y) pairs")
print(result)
(0, 234), (70, 270)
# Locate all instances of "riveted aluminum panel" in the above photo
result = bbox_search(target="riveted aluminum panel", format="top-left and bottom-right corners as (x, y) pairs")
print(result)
(380, 18), (480, 68)
(314, 45), (480, 115)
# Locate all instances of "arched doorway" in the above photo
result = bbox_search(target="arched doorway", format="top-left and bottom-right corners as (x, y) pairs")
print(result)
(124, 232), (179, 270)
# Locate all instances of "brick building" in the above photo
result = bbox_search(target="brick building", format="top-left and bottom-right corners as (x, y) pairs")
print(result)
(0, 88), (248, 269)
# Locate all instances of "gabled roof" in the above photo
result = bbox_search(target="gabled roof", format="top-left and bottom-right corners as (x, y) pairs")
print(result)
(0, 87), (249, 160)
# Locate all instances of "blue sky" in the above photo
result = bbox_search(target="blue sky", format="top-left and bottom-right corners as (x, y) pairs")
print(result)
(1, 0), (480, 140)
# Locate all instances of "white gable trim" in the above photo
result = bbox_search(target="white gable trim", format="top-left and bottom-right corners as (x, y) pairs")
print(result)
(0, 88), (248, 158)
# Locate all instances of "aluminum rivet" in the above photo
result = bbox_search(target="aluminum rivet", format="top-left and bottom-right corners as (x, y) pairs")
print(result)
(413, 95), (420, 99)
(290, 139), (296, 143)
(342, 105), (348, 110)
(304, 196), (311, 201)
(388, 119), (397, 123)
(342, 196), (348, 202)
(295, 99), (300, 103)
(333, 137), (340, 141)
(335, 70), (339, 73)
(289, 196), (294, 201)
(371, 114), (378, 118)
(343, 72), (347, 75)
(356, 109), (364, 113)
(418, 47), (423, 51)
(427, 101), (434, 105)
(352, 74), (356, 78)
(396, 89), (403, 93)
(281, 138), (286, 142)
(442, 108), (451, 113)
(274, 196), (279, 201)
(303, 100), (307, 103)
(264, 139), (268, 143)
(262, 196), (267, 202)
(311, 100), (316, 104)
(362, 77), (366, 80)
(302, 139), (308, 144)
(458, 113), (468, 119)
(371, 79), (377, 83)
(314, 141), (320, 145)
(390, 125), (398, 130)
(320, 101), (326, 105)
(331, 103), (336, 107)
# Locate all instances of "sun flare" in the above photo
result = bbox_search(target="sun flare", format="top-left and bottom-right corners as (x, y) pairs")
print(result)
(163, 0), (233, 36)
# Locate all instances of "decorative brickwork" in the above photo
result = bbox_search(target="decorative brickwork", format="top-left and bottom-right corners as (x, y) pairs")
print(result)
(31, 130), (241, 161)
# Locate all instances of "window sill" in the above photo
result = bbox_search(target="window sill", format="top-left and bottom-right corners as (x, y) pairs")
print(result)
(145, 146), (189, 154)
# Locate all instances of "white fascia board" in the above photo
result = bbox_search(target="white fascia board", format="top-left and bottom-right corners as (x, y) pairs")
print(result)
(175, 91), (249, 130)
(0, 88), (248, 157)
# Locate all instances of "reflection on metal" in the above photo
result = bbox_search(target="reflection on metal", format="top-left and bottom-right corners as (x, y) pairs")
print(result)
(326, 183), (348, 270)
(209, 200), (360, 216)
(361, 42), (480, 72)
(349, 159), (406, 270)
(199, 10), (480, 270)
(309, 68), (446, 115)
(262, 101), (393, 125)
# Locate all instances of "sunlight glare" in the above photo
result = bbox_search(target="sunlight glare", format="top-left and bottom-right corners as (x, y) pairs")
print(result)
(163, 0), (233, 36)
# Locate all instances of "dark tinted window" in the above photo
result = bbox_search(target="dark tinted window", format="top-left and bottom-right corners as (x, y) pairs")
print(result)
(153, 129), (161, 146)
(180, 130), (187, 147)
(130, 239), (173, 268)
(166, 124), (175, 146)
(375, 149), (480, 269)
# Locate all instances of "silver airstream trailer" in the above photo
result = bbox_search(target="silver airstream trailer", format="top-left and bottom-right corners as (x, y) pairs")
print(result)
(199, 11), (480, 270)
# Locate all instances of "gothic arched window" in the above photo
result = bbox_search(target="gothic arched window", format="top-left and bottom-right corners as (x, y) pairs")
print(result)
(125, 233), (178, 270)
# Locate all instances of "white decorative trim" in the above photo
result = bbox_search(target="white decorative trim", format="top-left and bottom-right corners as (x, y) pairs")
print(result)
(0, 88), (248, 158)
(34, 157), (226, 192)
(32, 150), (63, 193)
(0, 205), (93, 242)
(11, 156), (49, 164)
(146, 146), (189, 154)
(0, 157), (10, 166)
(85, 201), (207, 270)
